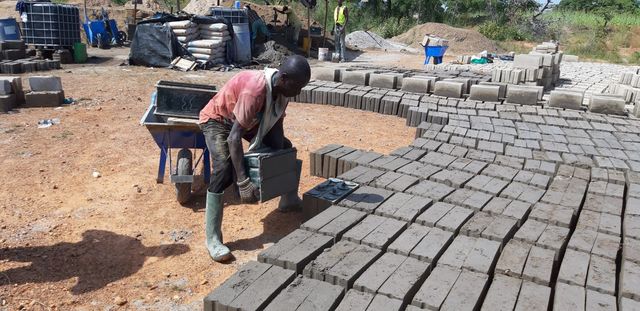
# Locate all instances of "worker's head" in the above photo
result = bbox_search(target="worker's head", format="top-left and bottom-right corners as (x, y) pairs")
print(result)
(275, 55), (311, 97)
(337, 0), (343, 6)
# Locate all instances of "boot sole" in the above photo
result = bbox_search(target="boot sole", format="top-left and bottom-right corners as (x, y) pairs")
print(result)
(211, 252), (234, 263)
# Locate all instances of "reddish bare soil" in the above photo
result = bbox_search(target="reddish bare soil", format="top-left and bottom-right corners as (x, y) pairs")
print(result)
(0, 47), (413, 310)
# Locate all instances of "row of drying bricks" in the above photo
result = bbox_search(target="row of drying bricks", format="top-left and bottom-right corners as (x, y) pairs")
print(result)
(204, 144), (640, 311)
(308, 67), (629, 116)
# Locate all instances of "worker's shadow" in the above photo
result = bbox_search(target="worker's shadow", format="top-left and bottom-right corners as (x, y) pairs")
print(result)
(226, 206), (303, 252)
(0, 230), (189, 294)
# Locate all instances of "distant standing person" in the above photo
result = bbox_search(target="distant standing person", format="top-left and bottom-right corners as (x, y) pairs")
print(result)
(246, 4), (270, 48)
(332, 0), (348, 62)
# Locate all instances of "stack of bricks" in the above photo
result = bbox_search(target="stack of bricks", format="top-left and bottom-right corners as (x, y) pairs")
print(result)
(204, 58), (640, 311)
(491, 42), (563, 97)
(0, 40), (60, 74)
(0, 76), (24, 113)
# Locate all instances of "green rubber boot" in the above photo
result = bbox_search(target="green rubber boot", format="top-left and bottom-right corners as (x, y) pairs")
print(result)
(205, 191), (232, 262)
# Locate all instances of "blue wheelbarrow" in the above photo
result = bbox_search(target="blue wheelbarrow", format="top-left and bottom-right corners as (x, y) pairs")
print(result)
(424, 45), (448, 65)
(140, 81), (217, 204)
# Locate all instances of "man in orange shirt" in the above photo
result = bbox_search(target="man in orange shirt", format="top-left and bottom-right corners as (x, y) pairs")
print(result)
(199, 55), (311, 262)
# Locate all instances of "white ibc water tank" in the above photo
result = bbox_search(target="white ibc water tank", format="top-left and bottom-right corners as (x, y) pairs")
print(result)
(232, 23), (251, 64)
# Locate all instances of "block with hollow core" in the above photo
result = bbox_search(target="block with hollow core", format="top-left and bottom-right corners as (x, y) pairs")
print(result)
(402, 77), (433, 94)
(589, 94), (626, 115)
(548, 89), (585, 110)
(469, 84), (501, 102)
(369, 73), (398, 89)
(434, 81), (464, 98)
(506, 85), (539, 105)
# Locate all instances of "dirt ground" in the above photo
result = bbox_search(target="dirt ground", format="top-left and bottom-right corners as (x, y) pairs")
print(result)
(0, 45), (414, 310)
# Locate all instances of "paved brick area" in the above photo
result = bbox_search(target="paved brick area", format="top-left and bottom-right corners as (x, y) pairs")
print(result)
(205, 61), (640, 310)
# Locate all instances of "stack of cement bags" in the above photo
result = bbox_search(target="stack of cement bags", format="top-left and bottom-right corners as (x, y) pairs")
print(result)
(187, 39), (226, 64)
(166, 20), (199, 45)
(199, 23), (230, 41)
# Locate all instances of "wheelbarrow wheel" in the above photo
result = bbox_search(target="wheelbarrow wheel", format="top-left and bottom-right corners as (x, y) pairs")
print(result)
(175, 148), (193, 204)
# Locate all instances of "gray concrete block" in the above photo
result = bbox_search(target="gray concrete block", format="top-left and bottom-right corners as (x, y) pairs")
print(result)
(529, 202), (575, 228)
(513, 280), (551, 311)
(522, 245), (555, 286)
(264, 276), (344, 311)
(506, 85), (540, 105)
(439, 235), (501, 274)
(586, 255), (616, 295)
(557, 248), (590, 286)
(0, 94), (16, 112)
(374, 192), (432, 222)
(355, 253), (430, 303)
(24, 91), (64, 108)
(589, 94), (626, 115)
(258, 229), (334, 273)
(343, 214), (406, 249)
(548, 89), (584, 110)
(481, 274), (521, 311)
(553, 283), (586, 310)
(514, 54), (543, 68)
(439, 269), (489, 311)
(412, 265), (461, 310)
(337, 185), (393, 213)
(482, 197), (532, 225)
(0, 79), (12, 95)
(586, 290), (616, 311)
(303, 240), (382, 288)
(402, 76), (434, 93)
(28, 75), (62, 92)
(369, 73), (398, 89)
(621, 259), (640, 301)
(203, 261), (296, 311)
(443, 188), (493, 210)
(341, 71), (371, 85)
(312, 67), (339, 81)
(387, 223), (454, 263)
(406, 180), (455, 201)
(496, 239), (532, 278)
(301, 205), (367, 238)
(434, 80), (464, 98)
(469, 84), (501, 102)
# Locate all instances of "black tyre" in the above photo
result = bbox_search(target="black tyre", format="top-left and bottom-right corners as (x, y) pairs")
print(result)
(175, 148), (193, 204)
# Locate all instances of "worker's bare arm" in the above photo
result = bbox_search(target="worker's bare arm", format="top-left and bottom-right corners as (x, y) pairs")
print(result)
(228, 120), (248, 182)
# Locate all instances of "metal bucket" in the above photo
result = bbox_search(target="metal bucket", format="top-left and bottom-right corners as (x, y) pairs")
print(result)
(318, 47), (329, 61)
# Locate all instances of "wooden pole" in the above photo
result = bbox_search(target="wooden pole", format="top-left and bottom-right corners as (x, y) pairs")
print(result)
(177, 0), (181, 12)
(322, 0), (328, 47)
(133, 0), (137, 24)
(307, 5), (310, 55)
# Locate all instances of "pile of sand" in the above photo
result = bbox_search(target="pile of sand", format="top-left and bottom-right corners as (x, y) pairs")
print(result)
(393, 22), (501, 55)
(345, 30), (411, 51)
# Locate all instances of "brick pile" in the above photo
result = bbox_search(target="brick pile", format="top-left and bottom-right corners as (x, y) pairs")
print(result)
(204, 59), (640, 311)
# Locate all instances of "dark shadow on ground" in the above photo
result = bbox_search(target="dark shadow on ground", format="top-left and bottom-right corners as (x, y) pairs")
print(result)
(226, 207), (302, 252)
(0, 230), (189, 294)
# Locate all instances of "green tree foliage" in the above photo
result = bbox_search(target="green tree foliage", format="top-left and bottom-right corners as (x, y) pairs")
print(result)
(557, 0), (639, 13)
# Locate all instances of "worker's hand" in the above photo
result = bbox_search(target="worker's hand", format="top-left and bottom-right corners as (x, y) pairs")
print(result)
(237, 178), (259, 203)
(330, 30), (334, 36)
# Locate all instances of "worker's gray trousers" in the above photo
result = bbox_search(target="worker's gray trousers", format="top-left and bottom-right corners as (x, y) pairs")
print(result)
(200, 118), (291, 194)
(335, 25), (346, 61)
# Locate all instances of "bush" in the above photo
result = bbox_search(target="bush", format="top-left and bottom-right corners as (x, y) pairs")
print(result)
(478, 21), (526, 41)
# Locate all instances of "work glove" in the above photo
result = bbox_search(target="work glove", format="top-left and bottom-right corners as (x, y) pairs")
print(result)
(237, 178), (259, 203)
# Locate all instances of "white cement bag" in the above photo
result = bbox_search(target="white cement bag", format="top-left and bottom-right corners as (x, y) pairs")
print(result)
(167, 20), (195, 29)
(199, 23), (227, 31)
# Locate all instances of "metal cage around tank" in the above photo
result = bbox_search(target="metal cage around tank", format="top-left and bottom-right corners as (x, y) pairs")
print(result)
(21, 2), (81, 49)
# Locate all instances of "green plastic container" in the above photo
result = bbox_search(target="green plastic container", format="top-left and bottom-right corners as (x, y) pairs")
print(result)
(73, 42), (87, 63)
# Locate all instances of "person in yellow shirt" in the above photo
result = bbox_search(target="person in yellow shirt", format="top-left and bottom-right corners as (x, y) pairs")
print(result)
(331, 0), (348, 62)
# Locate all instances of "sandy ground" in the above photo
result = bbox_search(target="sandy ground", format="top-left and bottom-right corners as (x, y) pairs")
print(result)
(0, 45), (414, 310)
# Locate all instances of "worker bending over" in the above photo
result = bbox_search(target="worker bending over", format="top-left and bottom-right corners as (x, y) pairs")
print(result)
(198, 55), (311, 262)
(332, 0), (348, 62)
(273, 6), (301, 44)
